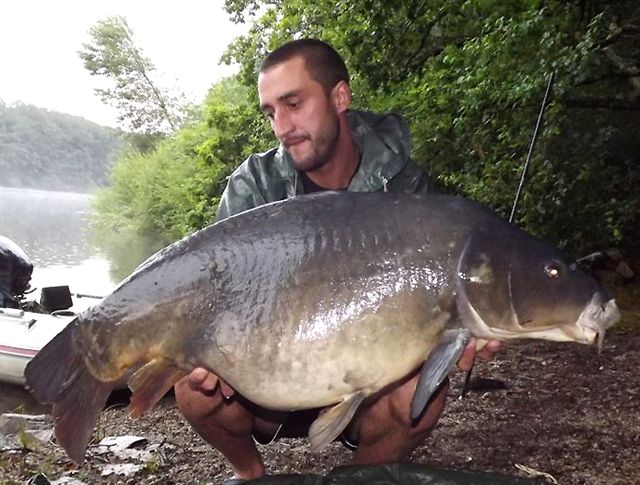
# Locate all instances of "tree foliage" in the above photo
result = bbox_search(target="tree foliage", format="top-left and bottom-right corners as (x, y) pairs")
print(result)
(92, 77), (272, 242)
(79, 16), (189, 137)
(0, 101), (122, 192)
(221, 0), (640, 255)
(95, 0), (640, 260)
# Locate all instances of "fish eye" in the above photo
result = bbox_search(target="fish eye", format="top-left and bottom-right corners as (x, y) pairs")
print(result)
(544, 262), (561, 278)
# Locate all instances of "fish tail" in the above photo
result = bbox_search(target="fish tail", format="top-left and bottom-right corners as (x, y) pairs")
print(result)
(24, 323), (112, 465)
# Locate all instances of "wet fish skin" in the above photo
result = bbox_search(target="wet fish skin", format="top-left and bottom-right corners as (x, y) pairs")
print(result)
(24, 192), (620, 464)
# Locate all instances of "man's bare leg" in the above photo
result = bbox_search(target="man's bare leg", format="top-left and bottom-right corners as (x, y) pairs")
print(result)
(174, 371), (266, 480)
(176, 370), (447, 476)
(349, 338), (497, 464)
(351, 372), (448, 465)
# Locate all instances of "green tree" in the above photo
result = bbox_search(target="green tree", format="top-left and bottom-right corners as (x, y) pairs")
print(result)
(222, 0), (640, 255)
(93, 1), (640, 261)
(79, 16), (189, 137)
(92, 76), (271, 243)
(0, 101), (121, 191)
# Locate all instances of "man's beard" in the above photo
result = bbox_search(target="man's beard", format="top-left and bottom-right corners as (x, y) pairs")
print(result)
(287, 116), (341, 173)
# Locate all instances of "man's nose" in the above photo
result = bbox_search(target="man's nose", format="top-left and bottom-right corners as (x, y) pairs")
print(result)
(273, 109), (294, 138)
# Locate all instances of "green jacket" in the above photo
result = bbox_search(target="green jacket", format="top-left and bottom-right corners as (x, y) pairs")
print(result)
(216, 110), (436, 221)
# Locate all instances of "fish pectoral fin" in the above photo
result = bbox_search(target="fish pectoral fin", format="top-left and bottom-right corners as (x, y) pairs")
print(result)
(411, 328), (471, 420)
(308, 391), (366, 452)
(128, 359), (188, 418)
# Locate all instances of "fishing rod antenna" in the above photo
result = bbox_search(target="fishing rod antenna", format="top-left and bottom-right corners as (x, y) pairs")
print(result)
(460, 71), (556, 399)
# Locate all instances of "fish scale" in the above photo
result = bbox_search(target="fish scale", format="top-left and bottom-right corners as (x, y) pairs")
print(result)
(24, 191), (620, 465)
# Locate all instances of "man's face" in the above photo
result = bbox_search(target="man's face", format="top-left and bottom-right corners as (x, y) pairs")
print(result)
(258, 56), (340, 173)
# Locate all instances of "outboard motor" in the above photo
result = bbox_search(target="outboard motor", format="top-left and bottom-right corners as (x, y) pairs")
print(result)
(0, 235), (33, 308)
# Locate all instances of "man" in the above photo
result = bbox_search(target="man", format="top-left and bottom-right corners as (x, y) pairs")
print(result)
(174, 39), (500, 482)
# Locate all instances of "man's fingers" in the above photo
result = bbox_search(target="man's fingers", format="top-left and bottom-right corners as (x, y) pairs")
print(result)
(219, 380), (236, 400)
(187, 368), (219, 393)
(456, 341), (477, 371)
(456, 339), (501, 371)
(187, 367), (209, 385)
(476, 340), (501, 361)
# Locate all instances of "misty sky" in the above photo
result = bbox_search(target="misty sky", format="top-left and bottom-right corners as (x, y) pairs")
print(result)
(0, 1), (248, 127)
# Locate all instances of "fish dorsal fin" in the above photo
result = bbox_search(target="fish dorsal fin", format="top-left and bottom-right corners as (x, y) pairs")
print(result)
(411, 328), (471, 420)
(309, 391), (366, 452)
(128, 359), (188, 418)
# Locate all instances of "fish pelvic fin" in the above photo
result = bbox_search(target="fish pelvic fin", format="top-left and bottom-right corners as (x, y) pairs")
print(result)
(411, 328), (471, 420)
(24, 323), (112, 465)
(309, 391), (366, 452)
(128, 359), (188, 418)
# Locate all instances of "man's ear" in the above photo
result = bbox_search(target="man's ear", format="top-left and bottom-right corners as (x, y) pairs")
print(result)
(331, 81), (351, 113)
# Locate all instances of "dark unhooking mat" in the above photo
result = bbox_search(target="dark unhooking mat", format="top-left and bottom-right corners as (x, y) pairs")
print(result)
(246, 463), (552, 484)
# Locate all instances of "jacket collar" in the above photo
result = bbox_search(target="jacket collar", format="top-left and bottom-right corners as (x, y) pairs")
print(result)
(347, 110), (409, 191)
(274, 109), (411, 194)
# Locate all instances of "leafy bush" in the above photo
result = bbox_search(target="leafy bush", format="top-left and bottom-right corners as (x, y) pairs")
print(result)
(95, 0), (640, 262)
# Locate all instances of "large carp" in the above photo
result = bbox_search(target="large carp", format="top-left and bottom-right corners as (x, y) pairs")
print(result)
(25, 192), (620, 465)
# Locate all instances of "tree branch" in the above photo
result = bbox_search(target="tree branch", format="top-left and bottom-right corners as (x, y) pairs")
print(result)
(405, 7), (458, 71)
(575, 70), (640, 87)
(599, 23), (640, 49)
(564, 97), (640, 111)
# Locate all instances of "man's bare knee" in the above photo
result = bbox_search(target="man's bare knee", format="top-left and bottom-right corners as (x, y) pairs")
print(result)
(351, 376), (449, 465)
(175, 378), (220, 417)
(176, 381), (257, 438)
(174, 378), (265, 480)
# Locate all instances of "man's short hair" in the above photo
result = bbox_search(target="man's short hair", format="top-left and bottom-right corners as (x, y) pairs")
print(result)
(260, 39), (349, 94)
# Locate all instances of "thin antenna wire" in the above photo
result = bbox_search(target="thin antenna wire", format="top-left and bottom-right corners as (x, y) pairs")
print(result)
(509, 71), (556, 223)
(460, 71), (555, 399)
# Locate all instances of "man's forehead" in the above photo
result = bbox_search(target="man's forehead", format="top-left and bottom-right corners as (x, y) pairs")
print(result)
(260, 55), (309, 79)
(258, 56), (315, 97)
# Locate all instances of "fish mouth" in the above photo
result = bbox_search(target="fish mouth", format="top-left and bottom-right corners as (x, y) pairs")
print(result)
(569, 293), (621, 351)
(512, 293), (621, 350)
(456, 274), (621, 348)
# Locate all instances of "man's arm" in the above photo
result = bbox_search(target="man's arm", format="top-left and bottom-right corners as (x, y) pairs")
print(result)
(216, 149), (293, 222)
(216, 168), (269, 222)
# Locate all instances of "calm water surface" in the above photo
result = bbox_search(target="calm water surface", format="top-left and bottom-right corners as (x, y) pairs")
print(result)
(0, 186), (118, 308)
(0, 186), (141, 412)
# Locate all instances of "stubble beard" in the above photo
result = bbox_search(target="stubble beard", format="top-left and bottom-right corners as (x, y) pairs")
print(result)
(288, 115), (341, 173)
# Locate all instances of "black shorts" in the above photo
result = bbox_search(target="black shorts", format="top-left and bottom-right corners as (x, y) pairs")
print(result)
(252, 408), (358, 450)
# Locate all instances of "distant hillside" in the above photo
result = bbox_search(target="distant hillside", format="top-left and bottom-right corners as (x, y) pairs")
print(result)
(0, 101), (122, 192)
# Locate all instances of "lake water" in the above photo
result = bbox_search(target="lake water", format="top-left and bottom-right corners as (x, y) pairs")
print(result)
(0, 186), (118, 310)
(0, 186), (153, 412)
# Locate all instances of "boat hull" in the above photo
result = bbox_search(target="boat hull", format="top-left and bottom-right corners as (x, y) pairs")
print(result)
(0, 308), (74, 385)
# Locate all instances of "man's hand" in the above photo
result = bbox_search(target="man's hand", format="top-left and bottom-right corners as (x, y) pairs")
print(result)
(183, 368), (218, 394)
(456, 338), (501, 371)
(180, 368), (236, 399)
